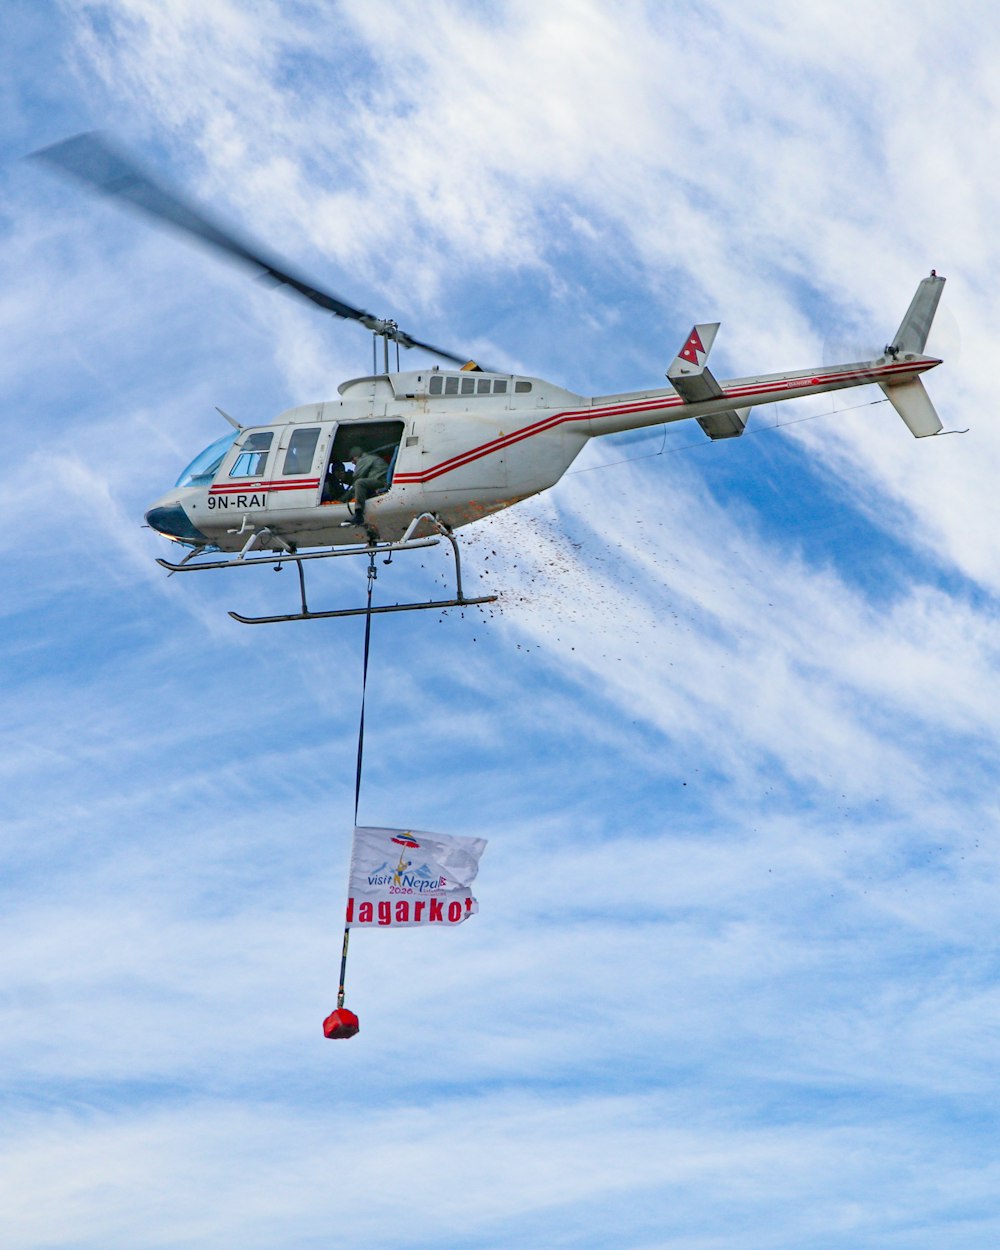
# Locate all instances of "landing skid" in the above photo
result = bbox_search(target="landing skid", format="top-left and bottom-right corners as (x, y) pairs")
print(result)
(229, 594), (496, 625)
(155, 514), (498, 625)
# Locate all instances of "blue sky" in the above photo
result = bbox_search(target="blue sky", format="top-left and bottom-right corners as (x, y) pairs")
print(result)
(4, 2), (1000, 1247)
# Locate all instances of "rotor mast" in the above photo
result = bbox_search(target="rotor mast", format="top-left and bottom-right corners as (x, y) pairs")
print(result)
(365, 318), (402, 374)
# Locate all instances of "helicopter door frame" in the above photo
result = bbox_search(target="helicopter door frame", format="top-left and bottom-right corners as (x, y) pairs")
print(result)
(322, 419), (407, 507)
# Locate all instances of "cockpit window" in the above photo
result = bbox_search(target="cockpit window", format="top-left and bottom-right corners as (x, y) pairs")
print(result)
(229, 431), (273, 478)
(174, 431), (238, 488)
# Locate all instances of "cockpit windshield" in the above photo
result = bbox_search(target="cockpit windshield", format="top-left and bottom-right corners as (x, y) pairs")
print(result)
(174, 431), (238, 488)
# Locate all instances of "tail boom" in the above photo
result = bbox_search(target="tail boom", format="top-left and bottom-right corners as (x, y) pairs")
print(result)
(588, 273), (946, 441)
(586, 353), (942, 440)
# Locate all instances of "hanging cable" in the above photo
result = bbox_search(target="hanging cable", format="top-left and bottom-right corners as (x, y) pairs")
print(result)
(336, 550), (378, 1013)
(354, 551), (377, 824)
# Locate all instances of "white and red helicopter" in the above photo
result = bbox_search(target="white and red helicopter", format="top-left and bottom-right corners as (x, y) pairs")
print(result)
(35, 134), (947, 624)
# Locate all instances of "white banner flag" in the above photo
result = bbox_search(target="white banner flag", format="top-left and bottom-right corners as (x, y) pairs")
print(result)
(345, 826), (487, 928)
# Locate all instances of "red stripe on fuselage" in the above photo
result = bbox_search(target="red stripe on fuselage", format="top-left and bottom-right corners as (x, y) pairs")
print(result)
(208, 477), (320, 495)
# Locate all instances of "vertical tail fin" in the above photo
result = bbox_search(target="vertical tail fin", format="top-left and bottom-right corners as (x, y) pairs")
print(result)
(879, 273), (946, 437)
(889, 272), (945, 356)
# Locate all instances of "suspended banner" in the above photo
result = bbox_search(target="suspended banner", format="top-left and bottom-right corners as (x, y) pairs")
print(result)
(345, 826), (487, 928)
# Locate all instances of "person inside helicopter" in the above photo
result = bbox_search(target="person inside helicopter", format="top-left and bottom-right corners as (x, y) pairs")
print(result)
(322, 456), (353, 504)
(343, 443), (389, 523)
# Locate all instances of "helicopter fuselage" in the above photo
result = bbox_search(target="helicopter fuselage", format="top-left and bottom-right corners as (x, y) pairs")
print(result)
(145, 348), (942, 555)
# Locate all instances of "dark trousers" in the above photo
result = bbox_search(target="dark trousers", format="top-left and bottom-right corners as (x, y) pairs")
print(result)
(352, 475), (386, 514)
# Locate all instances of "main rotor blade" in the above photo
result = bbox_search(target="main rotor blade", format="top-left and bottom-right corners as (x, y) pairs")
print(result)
(30, 131), (471, 366)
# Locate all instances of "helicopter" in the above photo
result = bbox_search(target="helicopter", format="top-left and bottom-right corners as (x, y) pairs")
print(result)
(33, 133), (947, 624)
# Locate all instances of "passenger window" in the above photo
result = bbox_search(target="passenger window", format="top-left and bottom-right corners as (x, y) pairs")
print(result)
(477, 378), (490, 394)
(461, 377), (475, 395)
(515, 380), (532, 393)
(494, 379), (508, 394)
(429, 375), (443, 395)
(229, 431), (273, 477)
(445, 376), (459, 395)
(283, 428), (320, 475)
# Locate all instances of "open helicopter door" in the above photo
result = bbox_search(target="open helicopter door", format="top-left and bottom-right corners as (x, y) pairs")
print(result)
(318, 420), (406, 507)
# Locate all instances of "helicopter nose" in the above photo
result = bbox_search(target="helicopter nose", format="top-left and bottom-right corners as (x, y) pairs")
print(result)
(145, 503), (207, 543)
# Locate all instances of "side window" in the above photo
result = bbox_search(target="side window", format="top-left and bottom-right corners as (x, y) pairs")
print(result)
(283, 428), (320, 476)
(515, 380), (532, 393)
(427, 375), (511, 397)
(229, 431), (273, 478)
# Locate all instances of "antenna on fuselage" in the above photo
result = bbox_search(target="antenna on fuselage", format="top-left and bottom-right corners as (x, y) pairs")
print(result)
(215, 406), (244, 430)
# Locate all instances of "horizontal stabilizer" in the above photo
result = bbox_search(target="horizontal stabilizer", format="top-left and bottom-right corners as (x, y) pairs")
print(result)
(697, 406), (751, 440)
(878, 377), (942, 438)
